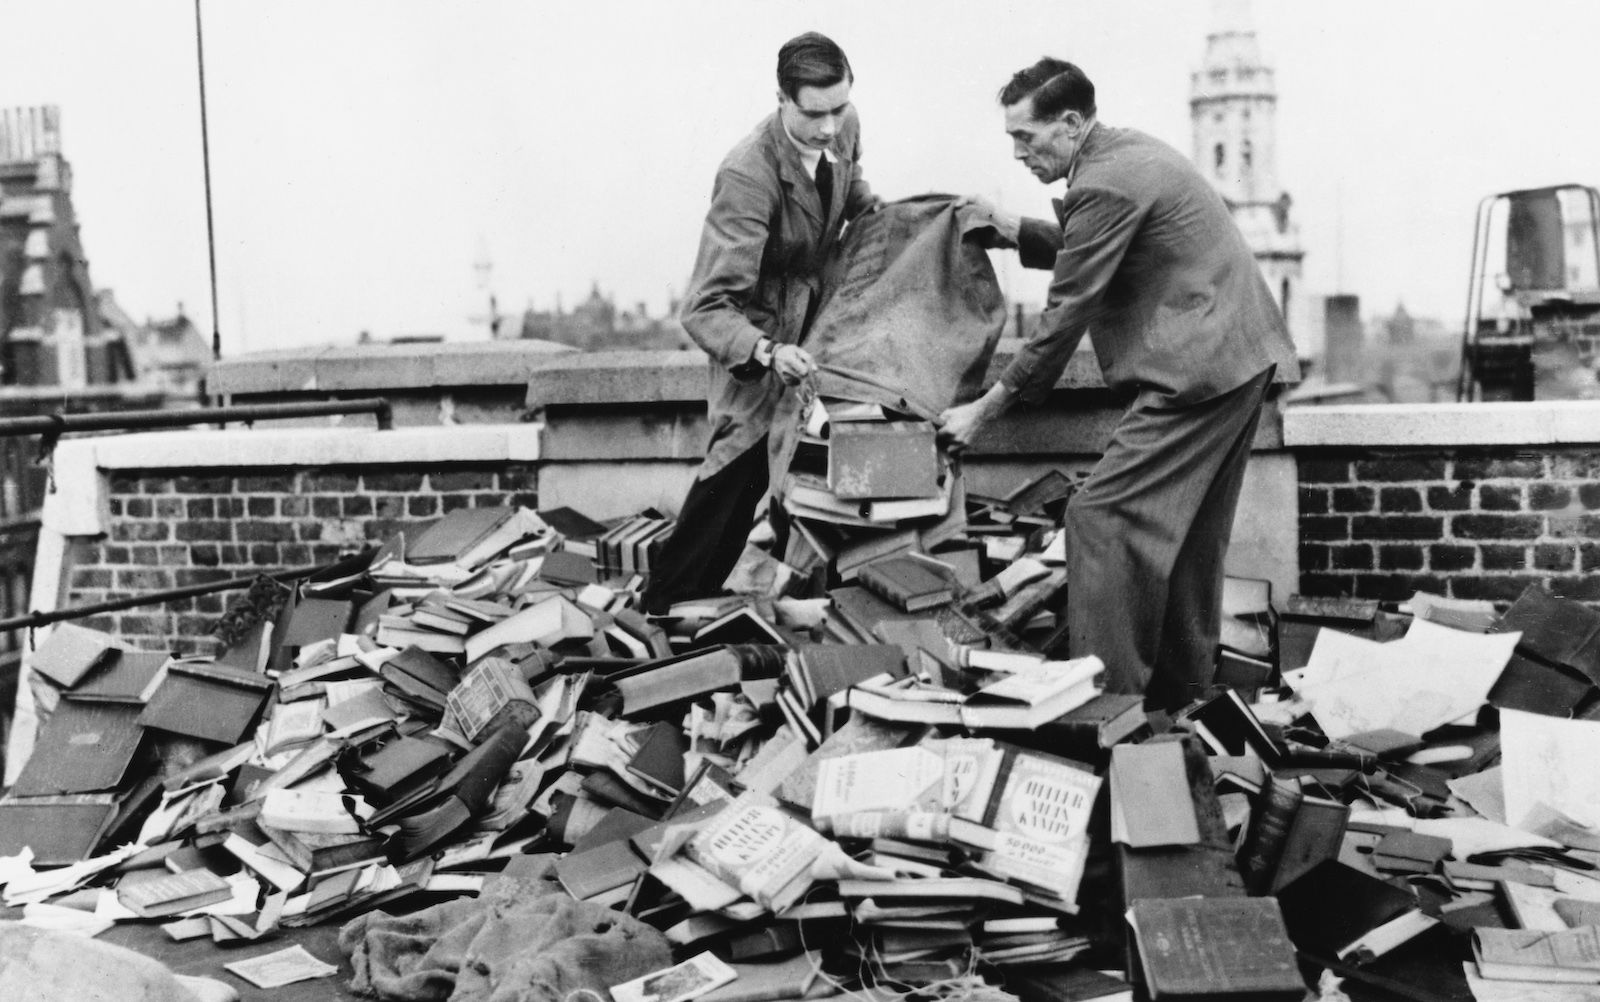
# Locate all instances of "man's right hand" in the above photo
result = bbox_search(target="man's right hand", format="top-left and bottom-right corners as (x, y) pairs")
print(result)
(772, 343), (817, 386)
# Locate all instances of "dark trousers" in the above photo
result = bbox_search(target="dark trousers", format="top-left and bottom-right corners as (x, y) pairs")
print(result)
(642, 436), (784, 614)
(1065, 366), (1274, 711)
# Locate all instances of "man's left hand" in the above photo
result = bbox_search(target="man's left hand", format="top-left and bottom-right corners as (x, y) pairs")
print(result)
(936, 382), (1015, 454)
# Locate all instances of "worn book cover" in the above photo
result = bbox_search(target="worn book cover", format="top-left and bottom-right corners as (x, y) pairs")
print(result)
(827, 420), (940, 500)
(68, 649), (169, 703)
(1109, 741), (1201, 848)
(10, 700), (145, 796)
(856, 554), (955, 613)
(1128, 897), (1305, 1000)
(139, 661), (274, 744)
(30, 621), (122, 689)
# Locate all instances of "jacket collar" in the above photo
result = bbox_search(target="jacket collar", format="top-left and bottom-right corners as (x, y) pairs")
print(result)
(766, 111), (844, 225)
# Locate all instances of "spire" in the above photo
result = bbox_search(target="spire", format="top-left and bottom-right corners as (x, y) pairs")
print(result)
(1209, 0), (1255, 36)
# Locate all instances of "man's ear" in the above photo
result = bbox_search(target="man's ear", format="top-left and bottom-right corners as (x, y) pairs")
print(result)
(1059, 110), (1085, 136)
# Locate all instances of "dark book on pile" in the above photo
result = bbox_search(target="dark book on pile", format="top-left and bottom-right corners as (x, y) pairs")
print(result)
(1236, 775), (1350, 894)
(856, 554), (957, 613)
(1128, 897), (1305, 1000)
(68, 649), (169, 704)
(826, 584), (923, 643)
(1497, 582), (1600, 683)
(570, 806), (658, 853)
(626, 720), (689, 797)
(279, 597), (354, 651)
(31, 622), (123, 688)
(539, 505), (610, 545)
(342, 733), (457, 805)
(0, 793), (120, 865)
(613, 645), (745, 719)
(1003, 966), (1132, 1002)
(388, 724), (525, 861)
(1003, 468), (1081, 521)
(406, 506), (520, 564)
(789, 643), (907, 709)
(539, 549), (597, 586)
(379, 645), (459, 712)
(1277, 859), (1437, 964)
(827, 420), (940, 500)
(1116, 740), (1246, 908)
(138, 661), (275, 744)
(258, 824), (387, 875)
(1186, 689), (1285, 763)
(1038, 692), (1147, 758)
(554, 835), (648, 901)
(10, 700), (145, 796)
(1278, 595), (1379, 673)
(1488, 652), (1597, 716)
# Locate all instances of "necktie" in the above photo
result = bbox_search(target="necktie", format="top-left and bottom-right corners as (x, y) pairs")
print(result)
(814, 155), (833, 216)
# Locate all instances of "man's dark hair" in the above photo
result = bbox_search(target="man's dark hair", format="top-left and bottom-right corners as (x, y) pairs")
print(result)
(777, 32), (853, 101)
(998, 57), (1096, 121)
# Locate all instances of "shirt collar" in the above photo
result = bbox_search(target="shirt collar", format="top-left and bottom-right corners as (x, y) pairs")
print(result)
(780, 117), (830, 175)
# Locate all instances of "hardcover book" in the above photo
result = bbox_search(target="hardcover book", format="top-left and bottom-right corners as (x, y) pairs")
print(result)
(856, 554), (956, 613)
(827, 420), (940, 500)
(1127, 897), (1305, 1000)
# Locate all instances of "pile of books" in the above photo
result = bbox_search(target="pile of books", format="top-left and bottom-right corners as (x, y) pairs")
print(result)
(15, 485), (1600, 1002)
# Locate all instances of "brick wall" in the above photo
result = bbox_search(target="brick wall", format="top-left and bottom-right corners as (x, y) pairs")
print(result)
(66, 463), (538, 654)
(1298, 447), (1600, 604)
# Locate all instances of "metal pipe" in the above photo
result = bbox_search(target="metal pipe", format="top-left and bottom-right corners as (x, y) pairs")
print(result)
(0, 559), (344, 636)
(0, 397), (392, 438)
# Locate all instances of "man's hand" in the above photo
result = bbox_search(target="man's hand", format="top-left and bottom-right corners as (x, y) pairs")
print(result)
(772, 343), (817, 386)
(936, 382), (1016, 454)
(954, 194), (1021, 244)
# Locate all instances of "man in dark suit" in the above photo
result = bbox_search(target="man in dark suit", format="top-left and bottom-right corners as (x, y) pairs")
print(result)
(643, 32), (879, 613)
(941, 58), (1298, 709)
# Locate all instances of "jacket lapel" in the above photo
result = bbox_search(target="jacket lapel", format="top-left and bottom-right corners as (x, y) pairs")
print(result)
(768, 114), (824, 226)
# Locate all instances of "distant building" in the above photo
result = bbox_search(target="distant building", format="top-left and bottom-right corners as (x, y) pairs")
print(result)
(516, 282), (692, 351)
(0, 106), (127, 387)
(1191, 0), (1307, 350)
(97, 291), (210, 395)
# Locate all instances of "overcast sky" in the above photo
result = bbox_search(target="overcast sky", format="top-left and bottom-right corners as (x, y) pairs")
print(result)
(3, 1), (1598, 354)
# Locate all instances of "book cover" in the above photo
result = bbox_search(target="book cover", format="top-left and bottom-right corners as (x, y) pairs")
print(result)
(117, 867), (233, 918)
(1127, 897), (1305, 1000)
(31, 622), (122, 688)
(976, 747), (1102, 905)
(856, 554), (955, 613)
(406, 506), (515, 564)
(1277, 860), (1434, 963)
(686, 792), (831, 913)
(613, 646), (744, 719)
(9, 700), (145, 796)
(827, 420), (940, 500)
(68, 649), (169, 703)
(138, 662), (274, 744)
(1472, 925), (1600, 983)
(1109, 741), (1201, 848)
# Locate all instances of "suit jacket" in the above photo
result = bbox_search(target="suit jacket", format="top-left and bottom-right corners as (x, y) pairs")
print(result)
(680, 109), (874, 479)
(1001, 124), (1297, 407)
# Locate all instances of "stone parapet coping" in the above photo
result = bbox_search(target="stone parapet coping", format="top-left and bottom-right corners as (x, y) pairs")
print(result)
(206, 339), (576, 396)
(44, 424), (541, 536)
(1284, 401), (1600, 448)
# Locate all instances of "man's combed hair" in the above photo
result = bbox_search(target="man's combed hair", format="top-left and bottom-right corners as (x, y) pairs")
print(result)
(777, 32), (853, 100)
(998, 58), (1096, 120)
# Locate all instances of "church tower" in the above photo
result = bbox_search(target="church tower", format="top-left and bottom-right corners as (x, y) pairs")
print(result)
(1191, 0), (1306, 345)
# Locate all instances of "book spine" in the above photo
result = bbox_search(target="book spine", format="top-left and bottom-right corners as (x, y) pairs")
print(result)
(1237, 777), (1302, 894)
(856, 566), (914, 613)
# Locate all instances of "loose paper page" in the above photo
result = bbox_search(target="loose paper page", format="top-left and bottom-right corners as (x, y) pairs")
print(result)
(223, 945), (340, 988)
(1296, 622), (1518, 739)
(1502, 708), (1600, 830)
